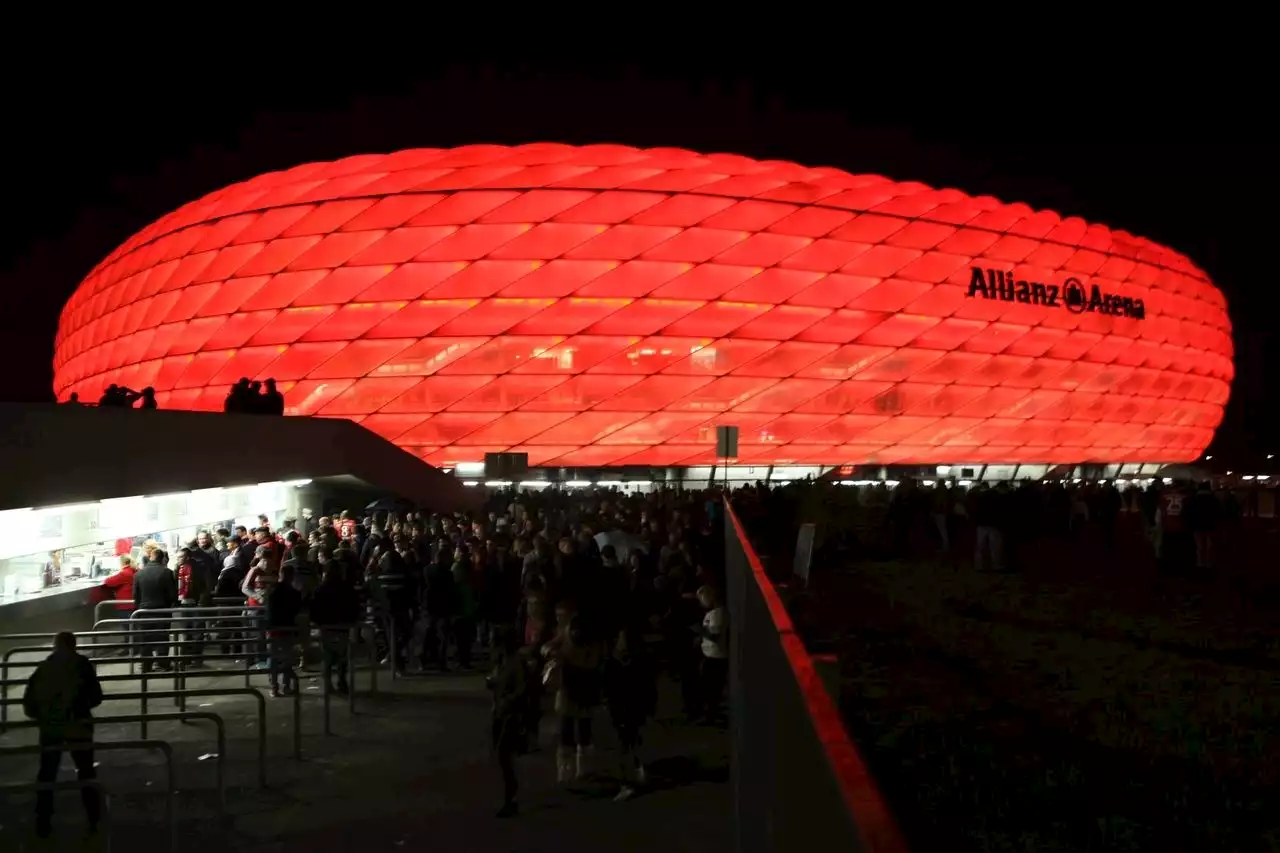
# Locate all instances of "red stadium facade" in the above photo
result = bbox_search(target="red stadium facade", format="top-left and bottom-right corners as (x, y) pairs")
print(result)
(52, 144), (1233, 467)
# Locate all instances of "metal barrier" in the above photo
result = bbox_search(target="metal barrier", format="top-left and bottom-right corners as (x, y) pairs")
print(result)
(0, 739), (176, 850)
(3, 619), (371, 750)
(2, 711), (227, 809)
(93, 596), (245, 625)
(2, 684), (268, 784)
(0, 779), (111, 842)
(724, 499), (907, 853)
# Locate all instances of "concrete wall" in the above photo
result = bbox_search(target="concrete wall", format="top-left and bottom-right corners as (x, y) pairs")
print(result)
(0, 403), (478, 513)
(724, 501), (905, 853)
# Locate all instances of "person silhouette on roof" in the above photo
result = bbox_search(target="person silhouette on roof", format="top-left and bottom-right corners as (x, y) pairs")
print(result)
(136, 387), (157, 410)
(225, 378), (251, 414)
(263, 379), (285, 416)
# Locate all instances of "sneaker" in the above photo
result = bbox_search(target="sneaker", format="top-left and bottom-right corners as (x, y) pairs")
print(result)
(271, 688), (282, 698)
(496, 801), (518, 818)
(614, 785), (636, 802)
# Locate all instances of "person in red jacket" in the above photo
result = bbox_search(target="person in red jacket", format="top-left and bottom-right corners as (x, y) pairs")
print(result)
(99, 556), (137, 607)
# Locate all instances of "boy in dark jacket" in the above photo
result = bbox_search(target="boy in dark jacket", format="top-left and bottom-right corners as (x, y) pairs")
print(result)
(23, 632), (104, 837)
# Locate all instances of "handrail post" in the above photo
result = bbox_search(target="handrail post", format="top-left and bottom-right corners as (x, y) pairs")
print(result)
(215, 714), (227, 812)
(367, 623), (378, 695)
(293, 654), (303, 760)
(348, 627), (357, 715)
(140, 673), (148, 740)
(323, 640), (332, 736)
(388, 614), (397, 681)
(166, 742), (177, 851)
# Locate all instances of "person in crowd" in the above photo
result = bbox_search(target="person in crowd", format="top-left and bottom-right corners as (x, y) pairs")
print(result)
(223, 376), (286, 414)
(263, 378), (285, 415)
(451, 544), (478, 670)
(544, 608), (605, 783)
(132, 543), (177, 672)
(215, 537), (247, 656)
(606, 624), (656, 801)
(23, 632), (104, 839)
(310, 555), (359, 694)
(174, 547), (212, 666)
(242, 544), (279, 668)
(265, 563), (302, 697)
(696, 584), (728, 726)
(489, 625), (530, 818)
(1188, 481), (1221, 572)
(99, 554), (137, 608)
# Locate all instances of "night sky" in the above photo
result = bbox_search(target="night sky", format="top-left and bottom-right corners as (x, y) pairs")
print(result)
(3, 61), (1271, 466)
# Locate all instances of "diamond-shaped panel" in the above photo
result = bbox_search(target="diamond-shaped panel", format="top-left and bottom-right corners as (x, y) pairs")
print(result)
(52, 144), (1233, 465)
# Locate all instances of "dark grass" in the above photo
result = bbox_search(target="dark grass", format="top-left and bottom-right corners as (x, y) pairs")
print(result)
(754, 511), (1280, 852)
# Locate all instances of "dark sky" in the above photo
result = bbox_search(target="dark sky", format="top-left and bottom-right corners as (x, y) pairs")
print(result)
(2, 60), (1271, 465)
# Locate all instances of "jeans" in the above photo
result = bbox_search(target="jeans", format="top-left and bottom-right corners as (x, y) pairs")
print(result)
(421, 614), (451, 668)
(267, 634), (296, 691)
(35, 728), (99, 831)
(178, 608), (205, 663)
(136, 618), (171, 672)
(453, 617), (474, 668)
(975, 525), (1003, 572)
(244, 608), (266, 664)
(321, 630), (350, 690)
(559, 714), (592, 748)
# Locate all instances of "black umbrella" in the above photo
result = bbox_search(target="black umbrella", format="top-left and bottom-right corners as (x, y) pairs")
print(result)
(365, 497), (415, 513)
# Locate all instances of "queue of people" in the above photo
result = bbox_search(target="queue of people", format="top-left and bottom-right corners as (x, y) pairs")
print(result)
(81, 490), (728, 819)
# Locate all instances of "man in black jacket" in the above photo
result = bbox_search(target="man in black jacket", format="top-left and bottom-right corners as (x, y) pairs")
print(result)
(266, 563), (303, 697)
(23, 632), (104, 838)
(310, 558), (360, 693)
(132, 554), (177, 672)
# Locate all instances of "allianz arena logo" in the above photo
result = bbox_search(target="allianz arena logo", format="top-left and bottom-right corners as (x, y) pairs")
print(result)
(967, 267), (1146, 320)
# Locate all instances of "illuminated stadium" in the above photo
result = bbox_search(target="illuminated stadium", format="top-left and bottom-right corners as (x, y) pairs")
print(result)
(52, 144), (1233, 477)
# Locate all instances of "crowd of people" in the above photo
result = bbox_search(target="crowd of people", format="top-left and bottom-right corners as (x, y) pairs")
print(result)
(62, 384), (158, 408)
(60, 489), (730, 820)
(222, 377), (285, 415)
(59, 376), (288, 414)
(733, 475), (1254, 580)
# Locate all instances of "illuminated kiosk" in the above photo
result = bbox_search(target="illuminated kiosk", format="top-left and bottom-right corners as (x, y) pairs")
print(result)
(0, 403), (476, 626)
(52, 144), (1232, 471)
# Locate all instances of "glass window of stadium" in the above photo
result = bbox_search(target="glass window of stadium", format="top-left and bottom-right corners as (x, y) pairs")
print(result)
(0, 480), (309, 601)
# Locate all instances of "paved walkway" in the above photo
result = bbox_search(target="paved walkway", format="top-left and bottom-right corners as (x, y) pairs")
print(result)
(0, 657), (731, 852)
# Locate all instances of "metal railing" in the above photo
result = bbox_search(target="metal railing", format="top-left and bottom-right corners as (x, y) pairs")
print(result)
(0, 611), (379, 844)
(0, 739), (176, 850)
(3, 711), (226, 809)
(92, 596), (245, 625)
(0, 779), (111, 842)
(2, 688), (266, 788)
(3, 617), (373, 736)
